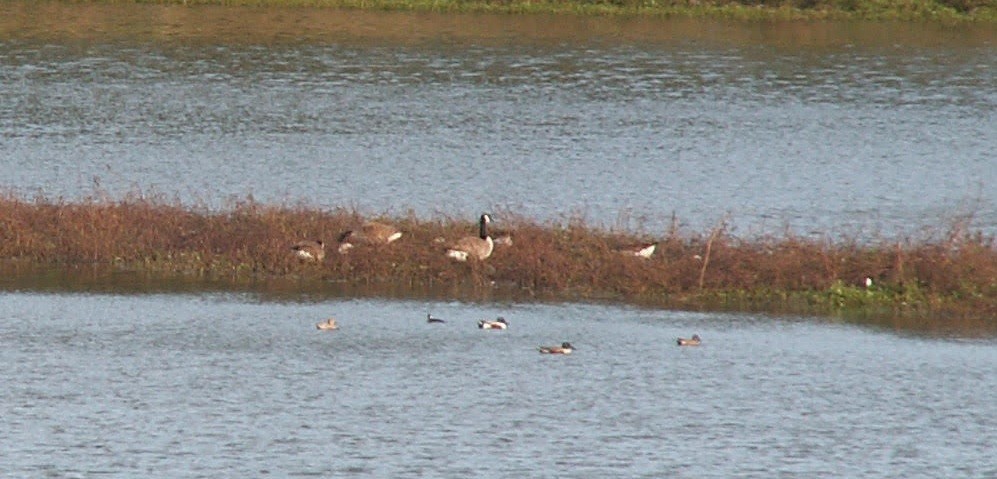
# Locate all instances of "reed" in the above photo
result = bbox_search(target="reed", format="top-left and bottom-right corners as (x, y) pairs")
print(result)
(0, 194), (994, 319)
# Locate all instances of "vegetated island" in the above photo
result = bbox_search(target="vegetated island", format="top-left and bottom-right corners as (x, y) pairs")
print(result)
(48, 0), (997, 22)
(1, 195), (994, 333)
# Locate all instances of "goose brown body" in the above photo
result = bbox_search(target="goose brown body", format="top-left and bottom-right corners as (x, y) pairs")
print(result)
(446, 214), (494, 261)
(338, 221), (403, 253)
(291, 240), (325, 262)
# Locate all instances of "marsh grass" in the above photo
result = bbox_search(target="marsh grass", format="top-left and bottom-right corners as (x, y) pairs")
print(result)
(77, 0), (997, 21)
(1, 194), (994, 319)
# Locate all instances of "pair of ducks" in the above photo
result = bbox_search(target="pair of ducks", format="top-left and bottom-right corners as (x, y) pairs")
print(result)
(293, 214), (506, 263)
(477, 318), (575, 355)
(479, 317), (574, 354)
(431, 314), (510, 330)
(429, 314), (574, 355)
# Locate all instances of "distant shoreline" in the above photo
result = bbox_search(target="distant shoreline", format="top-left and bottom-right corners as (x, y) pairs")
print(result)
(1, 195), (994, 327)
(42, 0), (997, 22)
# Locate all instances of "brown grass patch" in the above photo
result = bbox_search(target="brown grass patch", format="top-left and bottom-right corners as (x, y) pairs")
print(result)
(1, 194), (994, 319)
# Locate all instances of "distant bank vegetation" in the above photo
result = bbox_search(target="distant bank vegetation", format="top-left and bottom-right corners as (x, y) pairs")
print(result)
(1, 195), (994, 323)
(77, 0), (997, 21)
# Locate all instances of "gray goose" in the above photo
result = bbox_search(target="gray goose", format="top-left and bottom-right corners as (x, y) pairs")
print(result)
(337, 221), (403, 254)
(445, 213), (494, 262)
(291, 240), (325, 262)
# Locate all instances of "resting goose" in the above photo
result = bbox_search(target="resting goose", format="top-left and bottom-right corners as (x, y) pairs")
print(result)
(445, 213), (494, 262)
(291, 240), (325, 262)
(617, 241), (658, 259)
(492, 230), (514, 247)
(337, 221), (403, 253)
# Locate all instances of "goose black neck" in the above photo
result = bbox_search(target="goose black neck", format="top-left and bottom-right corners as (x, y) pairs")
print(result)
(479, 215), (490, 239)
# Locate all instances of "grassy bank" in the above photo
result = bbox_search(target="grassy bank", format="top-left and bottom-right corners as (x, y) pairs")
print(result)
(1, 195), (994, 322)
(74, 0), (997, 22)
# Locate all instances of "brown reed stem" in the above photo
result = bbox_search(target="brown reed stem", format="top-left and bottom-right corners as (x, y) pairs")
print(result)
(698, 215), (728, 291)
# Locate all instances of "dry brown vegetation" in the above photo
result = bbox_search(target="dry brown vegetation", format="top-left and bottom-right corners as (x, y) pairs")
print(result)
(1, 194), (995, 320)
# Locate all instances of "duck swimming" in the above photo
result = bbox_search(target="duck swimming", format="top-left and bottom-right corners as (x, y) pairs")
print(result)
(538, 342), (574, 354)
(676, 334), (701, 346)
(478, 317), (508, 330)
(316, 318), (339, 330)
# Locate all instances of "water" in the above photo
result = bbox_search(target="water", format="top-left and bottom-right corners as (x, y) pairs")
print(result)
(1, 6), (995, 476)
(1, 5), (995, 237)
(1, 291), (995, 477)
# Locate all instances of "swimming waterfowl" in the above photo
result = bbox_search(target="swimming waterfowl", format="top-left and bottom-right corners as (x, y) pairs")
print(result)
(291, 240), (325, 262)
(427, 313), (446, 324)
(316, 318), (339, 330)
(337, 221), (403, 253)
(478, 317), (508, 330)
(538, 342), (574, 354)
(617, 241), (658, 259)
(445, 213), (494, 262)
(676, 334), (701, 346)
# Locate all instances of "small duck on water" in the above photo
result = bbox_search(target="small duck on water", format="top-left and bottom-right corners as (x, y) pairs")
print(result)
(316, 318), (339, 330)
(478, 317), (509, 330)
(676, 334), (701, 346)
(538, 342), (574, 355)
(427, 313), (446, 324)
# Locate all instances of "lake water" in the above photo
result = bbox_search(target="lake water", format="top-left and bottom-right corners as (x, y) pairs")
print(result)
(1, 291), (995, 478)
(1, 5), (995, 476)
(1, 3), (995, 237)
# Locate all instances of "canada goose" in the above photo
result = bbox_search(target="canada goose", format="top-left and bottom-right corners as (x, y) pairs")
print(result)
(617, 241), (658, 259)
(316, 318), (339, 330)
(445, 214), (494, 261)
(478, 317), (508, 330)
(676, 334), (701, 346)
(427, 313), (446, 324)
(291, 240), (325, 262)
(337, 221), (403, 253)
(538, 342), (574, 354)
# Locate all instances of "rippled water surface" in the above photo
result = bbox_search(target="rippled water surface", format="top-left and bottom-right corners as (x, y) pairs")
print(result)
(1, 3), (994, 236)
(1, 7), (995, 476)
(1, 292), (995, 477)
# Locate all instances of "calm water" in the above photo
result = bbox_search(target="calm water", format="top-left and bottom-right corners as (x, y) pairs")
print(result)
(1, 4), (995, 237)
(1, 6), (995, 476)
(1, 291), (995, 478)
